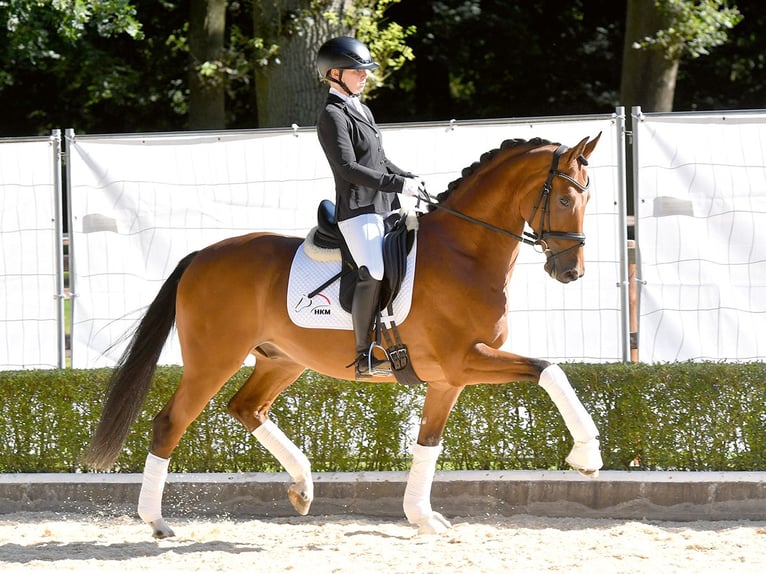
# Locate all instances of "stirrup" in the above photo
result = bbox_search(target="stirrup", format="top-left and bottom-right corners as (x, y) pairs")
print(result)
(355, 343), (391, 379)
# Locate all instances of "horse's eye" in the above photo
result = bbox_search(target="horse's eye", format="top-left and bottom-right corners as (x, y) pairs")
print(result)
(559, 197), (571, 207)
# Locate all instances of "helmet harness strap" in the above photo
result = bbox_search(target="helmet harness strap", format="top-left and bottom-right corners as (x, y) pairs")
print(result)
(327, 70), (358, 97)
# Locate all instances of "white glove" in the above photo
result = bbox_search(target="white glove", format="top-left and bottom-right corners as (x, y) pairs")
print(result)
(401, 177), (424, 198)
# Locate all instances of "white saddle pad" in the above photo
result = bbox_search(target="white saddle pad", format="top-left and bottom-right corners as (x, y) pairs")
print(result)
(287, 236), (417, 330)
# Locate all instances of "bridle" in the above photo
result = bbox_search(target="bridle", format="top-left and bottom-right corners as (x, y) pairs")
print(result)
(421, 144), (590, 261)
(526, 144), (590, 261)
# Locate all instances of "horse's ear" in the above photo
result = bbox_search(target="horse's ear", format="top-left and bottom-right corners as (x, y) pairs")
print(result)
(581, 132), (601, 159)
(562, 133), (601, 170)
(566, 133), (601, 167)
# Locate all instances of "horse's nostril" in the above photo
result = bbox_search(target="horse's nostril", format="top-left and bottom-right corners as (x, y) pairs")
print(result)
(556, 268), (580, 284)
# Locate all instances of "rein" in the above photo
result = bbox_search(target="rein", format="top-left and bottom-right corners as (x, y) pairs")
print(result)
(420, 144), (590, 259)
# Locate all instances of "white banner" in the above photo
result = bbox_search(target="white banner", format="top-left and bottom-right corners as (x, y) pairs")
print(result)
(0, 137), (59, 369)
(69, 116), (623, 368)
(635, 111), (766, 361)
(68, 130), (336, 367)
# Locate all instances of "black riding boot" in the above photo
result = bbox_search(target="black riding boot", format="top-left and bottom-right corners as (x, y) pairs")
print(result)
(352, 267), (390, 378)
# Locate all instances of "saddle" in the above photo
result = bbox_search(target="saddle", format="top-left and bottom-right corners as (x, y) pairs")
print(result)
(313, 199), (415, 314)
(310, 199), (423, 385)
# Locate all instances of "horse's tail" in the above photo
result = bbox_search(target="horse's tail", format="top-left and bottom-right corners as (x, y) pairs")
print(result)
(82, 251), (199, 470)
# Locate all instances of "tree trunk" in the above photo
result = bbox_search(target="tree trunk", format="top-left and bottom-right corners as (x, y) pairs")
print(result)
(253, 1), (352, 128)
(189, 0), (226, 129)
(620, 0), (679, 112)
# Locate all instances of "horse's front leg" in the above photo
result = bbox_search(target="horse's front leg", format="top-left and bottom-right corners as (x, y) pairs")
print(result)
(403, 382), (463, 535)
(460, 343), (603, 476)
(538, 363), (602, 476)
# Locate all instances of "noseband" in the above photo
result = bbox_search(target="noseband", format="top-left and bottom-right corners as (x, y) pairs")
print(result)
(423, 144), (590, 259)
(525, 144), (590, 262)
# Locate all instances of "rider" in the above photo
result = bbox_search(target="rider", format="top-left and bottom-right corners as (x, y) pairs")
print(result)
(315, 36), (421, 379)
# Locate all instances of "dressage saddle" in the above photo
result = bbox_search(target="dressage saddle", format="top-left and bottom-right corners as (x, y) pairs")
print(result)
(308, 199), (423, 386)
(312, 199), (414, 314)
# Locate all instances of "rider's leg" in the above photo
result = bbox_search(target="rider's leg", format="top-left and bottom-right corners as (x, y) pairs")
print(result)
(338, 214), (389, 377)
(350, 265), (386, 377)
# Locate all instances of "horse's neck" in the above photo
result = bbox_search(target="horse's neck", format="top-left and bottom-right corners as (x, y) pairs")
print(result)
(446, 173), (529, 256)
(424, 185), (526, 281)
(425, 148), (545, 279)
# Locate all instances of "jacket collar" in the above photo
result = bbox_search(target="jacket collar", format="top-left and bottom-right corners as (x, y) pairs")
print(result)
(326, 92), (374, 127)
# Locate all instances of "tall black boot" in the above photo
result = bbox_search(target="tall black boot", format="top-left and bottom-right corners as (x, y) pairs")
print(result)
(352, 267), (389, 378)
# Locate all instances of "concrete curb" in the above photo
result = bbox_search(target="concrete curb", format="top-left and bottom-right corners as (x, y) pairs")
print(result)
(1, 471), (765, 522)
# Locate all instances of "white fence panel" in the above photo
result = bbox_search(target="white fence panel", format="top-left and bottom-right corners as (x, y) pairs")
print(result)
(69, 116), (624, 368)
(68, 130), (335, 367)
(0, 136), (60, 369)
(634, 110), (766, 362)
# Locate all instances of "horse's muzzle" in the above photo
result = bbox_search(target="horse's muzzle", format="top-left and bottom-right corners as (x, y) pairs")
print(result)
(544, 256), (583, 284)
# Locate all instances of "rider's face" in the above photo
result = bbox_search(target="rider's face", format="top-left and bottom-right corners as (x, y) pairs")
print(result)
(333, 68), (368, 95)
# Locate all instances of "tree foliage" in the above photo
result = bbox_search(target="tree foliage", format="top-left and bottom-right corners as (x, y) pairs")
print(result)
(375, 0), (627, 121)
(633, 0), (742, 60)
(621, 0), (743, 112)
(0, 0), (189, 134)
(0, 0), (142, 87)
(0, 0), (763, 136)
(343, 0), (415, 93)
(246, 0), (415, 127)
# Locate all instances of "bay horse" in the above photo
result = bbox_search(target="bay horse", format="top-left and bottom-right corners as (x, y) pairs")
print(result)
(83, 134), (603, 538)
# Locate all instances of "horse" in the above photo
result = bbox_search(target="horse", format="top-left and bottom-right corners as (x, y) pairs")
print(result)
(83, 134), (603, 538)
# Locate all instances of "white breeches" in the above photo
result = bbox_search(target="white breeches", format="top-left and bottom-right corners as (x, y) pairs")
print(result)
(338, 213), (386, 280)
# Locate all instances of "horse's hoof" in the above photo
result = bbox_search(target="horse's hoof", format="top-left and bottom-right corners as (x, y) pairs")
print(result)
(416, 512), (452, 535)
(148, 518), (176, 539)
(288, 482), (313, 516)
(565, 439), (603, 478)
(576, 468), (600, 478)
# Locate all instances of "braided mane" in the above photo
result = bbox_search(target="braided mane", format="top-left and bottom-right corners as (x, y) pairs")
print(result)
(429, 137), (557, 210)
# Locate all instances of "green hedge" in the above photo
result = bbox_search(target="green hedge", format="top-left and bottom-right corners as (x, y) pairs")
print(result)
(1, 362), (764, 473)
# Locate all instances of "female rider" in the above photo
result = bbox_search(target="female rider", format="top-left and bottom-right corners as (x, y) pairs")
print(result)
(315, 36), (421, 379)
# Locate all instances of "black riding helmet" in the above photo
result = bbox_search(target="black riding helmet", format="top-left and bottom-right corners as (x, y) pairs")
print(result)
(317, 37), (379, 95)
(317, 37), (379, 77)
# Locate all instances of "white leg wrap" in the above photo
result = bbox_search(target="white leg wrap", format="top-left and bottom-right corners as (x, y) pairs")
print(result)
(253, 420), (314, 509)
(403, 443), (451, 534)
(539, 364), (603, 475)
(538, 364), (598, 442)
(137, 453), (169, 524)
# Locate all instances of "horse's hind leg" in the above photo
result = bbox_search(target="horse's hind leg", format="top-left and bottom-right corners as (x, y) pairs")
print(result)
(226, 352), (312, 515)
(139, 363), (243, 539)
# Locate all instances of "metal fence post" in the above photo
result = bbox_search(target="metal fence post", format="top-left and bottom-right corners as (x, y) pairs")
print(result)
(51, 129), (66, 368)
(614, 107), (631, 362)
